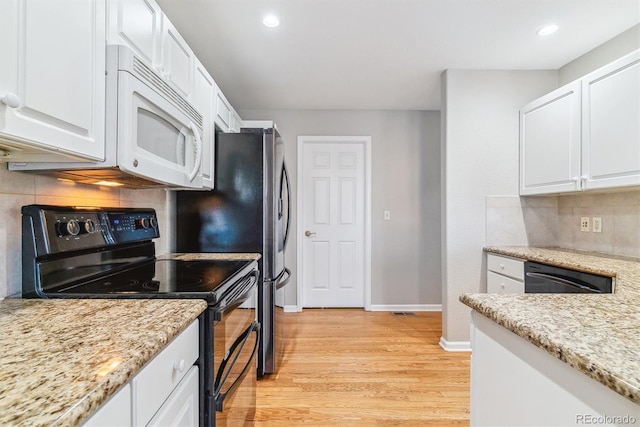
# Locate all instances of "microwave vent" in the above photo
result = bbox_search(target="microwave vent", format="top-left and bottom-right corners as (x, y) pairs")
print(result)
(131, 57), (203, 128)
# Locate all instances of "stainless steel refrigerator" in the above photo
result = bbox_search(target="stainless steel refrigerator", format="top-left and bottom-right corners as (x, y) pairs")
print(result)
(176, 125), (291, 377)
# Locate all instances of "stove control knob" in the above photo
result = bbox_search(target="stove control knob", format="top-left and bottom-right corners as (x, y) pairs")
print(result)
(135, 218), (150, 229)
(82, 219), (97, 234)
(57, 220), (80, 236)
(149, 217), (157, 228)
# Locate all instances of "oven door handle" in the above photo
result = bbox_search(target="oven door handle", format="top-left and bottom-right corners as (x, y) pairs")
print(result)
(525, 272), (602, 293)
(214, 321), (261, 412)
(214, 269), (259, 320)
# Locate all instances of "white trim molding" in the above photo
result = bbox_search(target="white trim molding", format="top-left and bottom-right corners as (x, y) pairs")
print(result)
(439, 336), (472, 352)
(369, 304), (442, 312)
(283, 305), (301, 313)
(296, 135), (373, 312)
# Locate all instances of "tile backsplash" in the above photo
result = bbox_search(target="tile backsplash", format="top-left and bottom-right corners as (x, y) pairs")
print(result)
(486, 190), (640, 259)
(0, 167), (170, 299)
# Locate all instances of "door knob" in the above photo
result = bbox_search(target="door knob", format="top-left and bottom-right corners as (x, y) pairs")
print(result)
(304, 230), (316, 237)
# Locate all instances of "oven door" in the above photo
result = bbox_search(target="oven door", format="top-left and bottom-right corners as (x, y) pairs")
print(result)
(213, 276), (260, 426)
(116, 69), (203, 188)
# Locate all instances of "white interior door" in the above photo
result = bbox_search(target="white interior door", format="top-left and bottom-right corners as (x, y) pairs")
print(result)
(298, 137), (367, 308)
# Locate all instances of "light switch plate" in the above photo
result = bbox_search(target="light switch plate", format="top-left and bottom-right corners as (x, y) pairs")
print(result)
(581, 217), (590, 232)
(383, 210), (391, 220)
(592, 217), (602, 233)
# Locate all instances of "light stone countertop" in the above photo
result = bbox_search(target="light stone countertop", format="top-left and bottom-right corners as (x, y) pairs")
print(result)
(460, 246), (640, 405)
(159, 252), (261, 261)
(0, 299), (207, 427)
(0, 252), (259, 426)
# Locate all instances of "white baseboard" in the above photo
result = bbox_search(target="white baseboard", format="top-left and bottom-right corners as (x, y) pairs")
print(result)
(283, 305), (301, 313)
(368, 304), (442, 312)
(439, 336), (472, 352)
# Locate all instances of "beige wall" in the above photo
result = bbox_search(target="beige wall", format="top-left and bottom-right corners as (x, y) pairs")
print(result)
(238, 109), (442, 309)
(0, 167), (171, 298)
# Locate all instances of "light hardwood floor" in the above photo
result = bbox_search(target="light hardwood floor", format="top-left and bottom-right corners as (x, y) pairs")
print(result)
(255, 309), (470, 426)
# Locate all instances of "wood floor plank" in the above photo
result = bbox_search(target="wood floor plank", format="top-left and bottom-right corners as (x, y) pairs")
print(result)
(255, 309), (470, 426)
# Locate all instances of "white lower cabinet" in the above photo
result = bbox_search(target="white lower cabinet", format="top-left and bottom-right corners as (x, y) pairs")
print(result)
(83, 384), (132, 427)
(486, 254), (524, 294)
(147, 366), (199, 427)
(470, 312), (640, 426)
(82, 319), (199, 427)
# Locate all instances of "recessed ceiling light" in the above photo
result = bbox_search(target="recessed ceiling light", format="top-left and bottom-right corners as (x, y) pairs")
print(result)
(537, 24), (559, 36)
(263, 14), (280, 28)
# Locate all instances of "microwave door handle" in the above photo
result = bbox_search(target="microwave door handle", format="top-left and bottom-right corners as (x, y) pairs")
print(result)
(187, 122), (202, 182)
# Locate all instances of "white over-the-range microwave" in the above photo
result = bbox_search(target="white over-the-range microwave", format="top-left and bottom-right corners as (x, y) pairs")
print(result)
(9, 45), (205, 189)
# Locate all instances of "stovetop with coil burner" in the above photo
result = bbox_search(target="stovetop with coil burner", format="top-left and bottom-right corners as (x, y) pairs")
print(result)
(21, 205), (256, 304)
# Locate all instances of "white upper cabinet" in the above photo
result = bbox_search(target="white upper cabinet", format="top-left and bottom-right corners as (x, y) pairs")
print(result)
(582, 50), (640, 190)
(160, 15), (195, 100)
(520, 49), (640, 195)
(193, 59), (215, 188)
(107, 0), (194, 100)
(520, 81), (581, 195)
(106, 0), (162, 68)
(0, 0), (106, 162)
(214, 85), (232, 132)
(230, 107), (243, 133)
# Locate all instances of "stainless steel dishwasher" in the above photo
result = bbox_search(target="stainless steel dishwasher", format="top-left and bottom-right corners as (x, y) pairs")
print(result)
(524, 261), (614, 294)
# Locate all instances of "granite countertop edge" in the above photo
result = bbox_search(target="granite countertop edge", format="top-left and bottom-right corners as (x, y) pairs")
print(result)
(459, 246), (640, 405)
(0, 253), (260, 426)
(63, 300), (207, 426)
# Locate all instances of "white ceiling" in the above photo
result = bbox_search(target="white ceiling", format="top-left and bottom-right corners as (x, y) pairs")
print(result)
(156, 0), (640, 111)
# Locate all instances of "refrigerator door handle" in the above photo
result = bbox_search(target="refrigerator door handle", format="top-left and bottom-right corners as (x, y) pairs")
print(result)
(281, 162), (291, 249)
(275, 267), (291, 290)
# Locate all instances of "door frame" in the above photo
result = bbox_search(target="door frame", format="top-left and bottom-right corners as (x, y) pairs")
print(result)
(296, 135), (372, 311)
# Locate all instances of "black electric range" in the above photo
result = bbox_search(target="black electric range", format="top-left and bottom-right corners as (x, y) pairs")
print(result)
(21, 205), (260, 427)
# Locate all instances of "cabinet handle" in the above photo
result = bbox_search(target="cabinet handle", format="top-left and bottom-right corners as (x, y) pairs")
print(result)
(1, 93), (20, 108)
(499, 263), (505, 270)
(173, 359), (186, 372)
(580, 175), (587, 190)
(571, 176), (579, 189)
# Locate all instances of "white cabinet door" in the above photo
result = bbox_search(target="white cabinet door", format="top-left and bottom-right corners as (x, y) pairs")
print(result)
(487, 271), (524, 294)
(82, 384), (131, 427)
(132, 320), (199, 427)
(147, 366), (199, 427)
(161, 15), (194, 100)
(106, 0), (162, 68)
(214, 85), (232, 132)
(0, 0), (106, 162)
(519, 81), (582, 195)
(193, 59), (215, 188)
(582, 50), (640, 191)
(230, 108), (243, 133)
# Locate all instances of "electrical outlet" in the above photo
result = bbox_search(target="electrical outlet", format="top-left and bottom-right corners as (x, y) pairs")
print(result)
(581, 217), (590, 232)
(592, 217), (602, 233)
